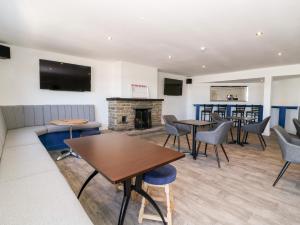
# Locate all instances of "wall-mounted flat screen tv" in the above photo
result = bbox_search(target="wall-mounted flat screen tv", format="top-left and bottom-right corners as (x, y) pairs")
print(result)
(164, 78), (183, 96)
(40, 59), (91, 92)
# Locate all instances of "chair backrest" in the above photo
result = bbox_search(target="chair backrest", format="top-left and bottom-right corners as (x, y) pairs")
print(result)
(293, 118), (300, 137)
(236, 105), (246, 111)
(258, 116), (271, 133)
(163, 115), (178, 126)
(212, 121), (233, 144)
(0, 105), (96, 130)
(273, 126), (292, 161)
(251, 105), (260, 112)
(211, 112), (223, 123)
(218, 104), (227, 111)
(204, 104), (213, 111)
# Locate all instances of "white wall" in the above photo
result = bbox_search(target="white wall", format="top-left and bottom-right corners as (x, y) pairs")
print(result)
(158, 72), (187, 120)
(186, 82), (264, 119)
(121, 62), (158, 98)
(0, 46), (161, 128)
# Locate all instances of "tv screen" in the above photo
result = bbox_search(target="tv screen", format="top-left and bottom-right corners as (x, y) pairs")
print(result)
(164, 78), (183, 96)
(40, 59), (91, 92)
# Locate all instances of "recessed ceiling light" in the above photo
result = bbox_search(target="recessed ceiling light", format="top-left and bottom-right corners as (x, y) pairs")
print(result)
(107, 36), (112, 41)
(202, 65), (206, 69)
(140, 16), (145, 20)
(168, 55), (172, 59)
(256, 31), (263, 36)
(200, 46), (206, 51)
(277, 52), (283, 56)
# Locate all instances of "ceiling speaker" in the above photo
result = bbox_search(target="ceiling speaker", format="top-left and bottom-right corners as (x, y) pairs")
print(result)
(186, 78), (192, 84)
(0, 45), (10, 59)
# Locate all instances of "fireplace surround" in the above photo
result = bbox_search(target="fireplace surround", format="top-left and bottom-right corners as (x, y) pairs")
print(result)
(107, 98), (163, 130)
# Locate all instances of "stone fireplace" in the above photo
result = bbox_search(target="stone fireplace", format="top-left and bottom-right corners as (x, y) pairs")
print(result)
(107, 98), (163, 130)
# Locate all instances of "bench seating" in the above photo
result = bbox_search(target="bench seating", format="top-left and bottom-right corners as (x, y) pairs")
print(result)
(0, 105), (98, 225)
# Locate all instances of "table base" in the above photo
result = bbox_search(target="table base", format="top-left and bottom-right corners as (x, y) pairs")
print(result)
(56, 149), (81, 161)
(78, 170), (166, 225)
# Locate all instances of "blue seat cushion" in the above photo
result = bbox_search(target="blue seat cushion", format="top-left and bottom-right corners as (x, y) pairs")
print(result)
(143, 164), (177, 185)
(80, 129), (101, 137)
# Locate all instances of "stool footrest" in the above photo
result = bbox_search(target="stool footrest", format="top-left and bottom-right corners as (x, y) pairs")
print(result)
(143, 214), (167, 222)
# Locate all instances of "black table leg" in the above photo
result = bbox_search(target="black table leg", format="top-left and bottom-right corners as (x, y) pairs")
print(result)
(78, 169), (98, 199)
(118, 175), (167, 225)
(192, 125), (197, 160)
(118, 179), (132, 225)
(237, 119), (243, 145)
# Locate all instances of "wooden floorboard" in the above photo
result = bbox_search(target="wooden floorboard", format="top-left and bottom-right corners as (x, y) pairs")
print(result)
(50, 129), (300, 225)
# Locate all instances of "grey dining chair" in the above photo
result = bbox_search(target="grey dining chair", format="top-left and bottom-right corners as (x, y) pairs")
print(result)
(241, 116), (271, 150)
(273, 126), (300, 186)
(163, 115), (191, 151)
(211, 112), (234, 142)
(293, 118), (300, 138)
(196, 121), (233, 168)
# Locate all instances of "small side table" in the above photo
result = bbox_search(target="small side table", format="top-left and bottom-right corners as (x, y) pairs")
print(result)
(49, 119), (88, 161)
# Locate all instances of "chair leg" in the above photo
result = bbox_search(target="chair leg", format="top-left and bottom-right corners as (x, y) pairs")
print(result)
(214, 145), (221, 168)
(165, 185), (172, 225)
(173, 136), (176, 145)
(220, 144), (229, 162)
(204, 143), (208, 156)
(138, 183), (148, 223)
(257, 134), (265, 150)
(163, 135), (171, 147)
(177, 136), (180, 152)
(245, 132), (249, 143)
(186, 134), (191, 150)
(197, 141), (201, 155)
(260, 134), (267, 147)
(241, 131), (246, 145)
(273, 162), (291, 187)
(230, 128), (234, 142)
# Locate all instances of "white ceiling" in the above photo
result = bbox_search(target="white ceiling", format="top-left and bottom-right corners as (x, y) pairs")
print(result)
(1, 0), (300, 76)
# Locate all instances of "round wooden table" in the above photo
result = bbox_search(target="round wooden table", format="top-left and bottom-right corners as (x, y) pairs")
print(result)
(49, 119), (88, 161)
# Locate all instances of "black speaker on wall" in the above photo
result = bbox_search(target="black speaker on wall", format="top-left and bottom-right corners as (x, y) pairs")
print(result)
(0, 45), (10, 59)
(186, 78), (192, 84)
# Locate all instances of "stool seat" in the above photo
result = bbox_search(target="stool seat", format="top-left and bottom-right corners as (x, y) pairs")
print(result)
(80, 129), (101, 137)
(143, 164), (176, 185)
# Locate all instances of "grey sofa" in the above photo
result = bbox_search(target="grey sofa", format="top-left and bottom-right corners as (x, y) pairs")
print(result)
(0, 105), (98, 225)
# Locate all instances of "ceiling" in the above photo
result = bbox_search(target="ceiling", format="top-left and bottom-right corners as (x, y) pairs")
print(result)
(1, 0), (300, 76)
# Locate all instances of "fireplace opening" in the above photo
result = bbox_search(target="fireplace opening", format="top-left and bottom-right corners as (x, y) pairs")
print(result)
(134, 108), (152, 129)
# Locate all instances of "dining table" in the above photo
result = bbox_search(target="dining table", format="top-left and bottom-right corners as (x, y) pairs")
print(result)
(226, 116), (256, 145)
(65, 133), (185, 225)
(174, 120), (215, 159)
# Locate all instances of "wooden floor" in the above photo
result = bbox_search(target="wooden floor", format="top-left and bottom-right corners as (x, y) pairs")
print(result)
(50, 129), (300, 225)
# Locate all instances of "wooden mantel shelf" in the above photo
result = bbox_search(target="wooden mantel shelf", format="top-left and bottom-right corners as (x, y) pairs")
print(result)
(106, 97), (164, 102)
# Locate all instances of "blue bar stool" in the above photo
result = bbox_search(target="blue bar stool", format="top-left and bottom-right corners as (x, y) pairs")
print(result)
(138, 164), (177, 225)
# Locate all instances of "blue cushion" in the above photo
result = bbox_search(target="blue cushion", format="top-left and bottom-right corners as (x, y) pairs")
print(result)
(143, 164), (177, 185)
(80, 129), (101, 137)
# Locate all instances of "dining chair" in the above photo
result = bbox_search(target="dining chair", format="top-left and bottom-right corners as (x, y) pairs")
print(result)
(241, 116), (271, 150)
(201, 104), (214, 121)
(196, 121), (233, 168)
(163, 115), (191, 151)
(214, 104), (227, 118)
(293, 118), (300, 138)
(211, 112), (234, 142)
(272, 126), (300, 186)
(246, 105), (260, 122)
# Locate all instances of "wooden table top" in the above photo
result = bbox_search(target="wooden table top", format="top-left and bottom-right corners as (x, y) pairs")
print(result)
(175, 120), (215, 126)
(49, 119), (88, 126)
(65, 133), (185, 184)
